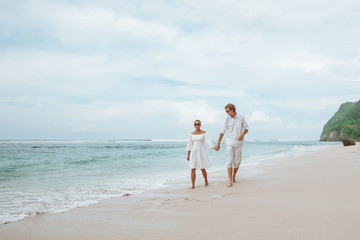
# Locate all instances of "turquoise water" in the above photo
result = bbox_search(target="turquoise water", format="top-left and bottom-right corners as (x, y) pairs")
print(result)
(0, 139), (336, 224)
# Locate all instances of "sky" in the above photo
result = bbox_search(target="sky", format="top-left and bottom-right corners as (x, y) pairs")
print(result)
(1, 0), (359, 141)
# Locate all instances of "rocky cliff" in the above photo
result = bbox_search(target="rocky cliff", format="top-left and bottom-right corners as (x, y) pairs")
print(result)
(320, 100), (360, 141)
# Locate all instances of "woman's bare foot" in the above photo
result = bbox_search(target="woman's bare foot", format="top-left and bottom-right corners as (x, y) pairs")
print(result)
(232, 178), (236, 183)
(226, 182), (232, 187)
(205, 180), (209, 186)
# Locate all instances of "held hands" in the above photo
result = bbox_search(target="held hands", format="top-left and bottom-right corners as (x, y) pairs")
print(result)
(213, 145), (220, 151)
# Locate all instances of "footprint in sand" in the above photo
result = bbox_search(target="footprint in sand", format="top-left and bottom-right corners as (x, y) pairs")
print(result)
(184, 197), (197, 202)
(161, 198), (171, 205)
(211, 194), (224, 199)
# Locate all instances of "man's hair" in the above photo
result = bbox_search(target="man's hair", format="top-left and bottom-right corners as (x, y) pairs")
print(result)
(225, 103), (236, 112)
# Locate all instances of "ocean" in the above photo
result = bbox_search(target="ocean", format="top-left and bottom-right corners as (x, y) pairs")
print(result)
(0, 139), (337, 224)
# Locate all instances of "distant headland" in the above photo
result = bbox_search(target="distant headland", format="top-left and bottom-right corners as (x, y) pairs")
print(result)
(320, 100), (360, 141)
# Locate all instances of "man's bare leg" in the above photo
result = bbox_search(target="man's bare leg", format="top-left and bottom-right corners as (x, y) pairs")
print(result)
(233, 167), (239, 183)
(227, 168), (233, 187)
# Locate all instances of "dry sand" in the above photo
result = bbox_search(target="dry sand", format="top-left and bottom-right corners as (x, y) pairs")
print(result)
(1, 144), (360, 240)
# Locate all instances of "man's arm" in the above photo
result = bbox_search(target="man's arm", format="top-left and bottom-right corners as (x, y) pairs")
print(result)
(214, 133), (224, 151)
(238, 129), (248, 141)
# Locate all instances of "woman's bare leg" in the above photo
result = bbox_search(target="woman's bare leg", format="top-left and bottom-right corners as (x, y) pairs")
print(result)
(201, 169), (208, 186)
(191, 169), (196, 189)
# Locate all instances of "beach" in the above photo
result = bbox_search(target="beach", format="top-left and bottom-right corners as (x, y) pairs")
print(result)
(1, 144), (359, 240)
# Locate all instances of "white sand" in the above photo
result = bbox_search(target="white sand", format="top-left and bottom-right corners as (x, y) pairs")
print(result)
(1, 144), (360, 240)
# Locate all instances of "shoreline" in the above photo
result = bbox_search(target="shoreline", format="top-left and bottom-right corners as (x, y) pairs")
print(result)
(1, 144), (360, 239)
(0, 140), (334, 225)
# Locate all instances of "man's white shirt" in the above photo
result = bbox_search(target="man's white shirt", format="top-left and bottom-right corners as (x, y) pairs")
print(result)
(221, 113), (248, 146)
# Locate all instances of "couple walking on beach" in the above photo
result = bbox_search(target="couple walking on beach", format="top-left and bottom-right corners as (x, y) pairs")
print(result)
(186, 103), (249, 188)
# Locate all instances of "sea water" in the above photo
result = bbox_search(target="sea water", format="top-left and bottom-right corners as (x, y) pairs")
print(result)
(0, 139), (336, 224)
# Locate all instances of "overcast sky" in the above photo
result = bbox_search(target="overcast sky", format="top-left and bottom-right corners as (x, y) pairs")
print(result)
(1, 0), (359, 141)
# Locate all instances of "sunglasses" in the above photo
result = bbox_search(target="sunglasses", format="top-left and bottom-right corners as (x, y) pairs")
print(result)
(194, 123), (201, 126)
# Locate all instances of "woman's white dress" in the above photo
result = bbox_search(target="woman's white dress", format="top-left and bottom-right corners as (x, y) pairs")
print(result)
(186, 133), (213, 169)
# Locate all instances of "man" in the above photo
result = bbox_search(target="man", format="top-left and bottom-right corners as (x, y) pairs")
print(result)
(214, 103), (248, 187)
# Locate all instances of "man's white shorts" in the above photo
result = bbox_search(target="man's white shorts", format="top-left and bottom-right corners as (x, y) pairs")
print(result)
(226, 143), (243, 168)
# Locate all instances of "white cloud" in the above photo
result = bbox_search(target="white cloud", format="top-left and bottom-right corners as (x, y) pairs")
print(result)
(248, 111), (282, 124)
(0, 51), (108, 83)
(62, 99), (222, 126)
(15, 1), (179, 44)
(280, 51), (341, 73)
(163, 100), (223, 126)
(271, 96), (360, 114)
(178, 86), (246, 98)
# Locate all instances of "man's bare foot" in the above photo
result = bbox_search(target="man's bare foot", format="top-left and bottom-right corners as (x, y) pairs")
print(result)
(191, 186), (195, 189)
(205, 180), (209, 186)
(232, 178), (236, 183)
(226, 183), (232, 187)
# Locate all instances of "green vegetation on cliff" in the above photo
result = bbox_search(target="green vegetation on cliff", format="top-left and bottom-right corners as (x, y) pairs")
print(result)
(320, 100), (360, 141)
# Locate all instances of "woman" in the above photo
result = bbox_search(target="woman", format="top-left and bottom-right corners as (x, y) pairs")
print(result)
(186, 120), (215, 189)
